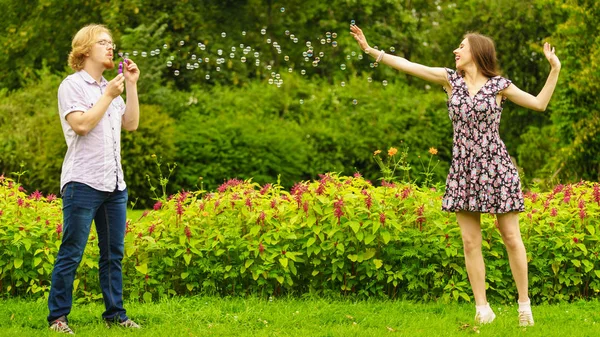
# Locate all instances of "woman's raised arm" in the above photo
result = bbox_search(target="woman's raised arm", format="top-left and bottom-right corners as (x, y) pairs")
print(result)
(350, 24), (449, 88)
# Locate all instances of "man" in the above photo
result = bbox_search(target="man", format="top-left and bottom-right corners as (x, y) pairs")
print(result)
(48, 24), (140, 334)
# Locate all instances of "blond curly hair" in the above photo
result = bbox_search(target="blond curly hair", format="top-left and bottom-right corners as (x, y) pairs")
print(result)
(68, 24), (112, 71)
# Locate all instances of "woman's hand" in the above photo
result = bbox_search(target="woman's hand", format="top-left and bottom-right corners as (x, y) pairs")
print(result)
(350, 25), (370, 52)
(543, 42), (561, 70)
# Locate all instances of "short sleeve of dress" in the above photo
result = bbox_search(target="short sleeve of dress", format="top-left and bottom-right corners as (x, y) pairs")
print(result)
(492, 76), (512, 103)
(495, 77), (512, 92)
(443, 68), (458, 93)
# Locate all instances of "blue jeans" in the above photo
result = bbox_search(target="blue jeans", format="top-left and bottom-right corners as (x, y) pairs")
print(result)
(48, 182), (129, 324)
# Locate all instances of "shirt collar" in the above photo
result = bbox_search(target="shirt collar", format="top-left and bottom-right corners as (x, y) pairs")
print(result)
(78, 70), (108, 87)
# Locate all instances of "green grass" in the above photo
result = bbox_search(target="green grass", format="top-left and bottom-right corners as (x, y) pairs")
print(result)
(1, 297), (599, 336)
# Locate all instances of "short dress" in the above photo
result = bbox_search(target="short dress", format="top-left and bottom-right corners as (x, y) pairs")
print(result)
(441, 68), (524, 214)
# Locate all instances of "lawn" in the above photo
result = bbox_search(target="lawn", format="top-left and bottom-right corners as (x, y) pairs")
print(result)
(1, 296), (598, 336)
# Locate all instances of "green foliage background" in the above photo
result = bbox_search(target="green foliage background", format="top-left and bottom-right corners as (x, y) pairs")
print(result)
(0, 0), (598, 207)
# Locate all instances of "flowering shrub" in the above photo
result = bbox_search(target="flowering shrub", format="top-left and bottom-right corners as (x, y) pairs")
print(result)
(0, 174), (599, 304)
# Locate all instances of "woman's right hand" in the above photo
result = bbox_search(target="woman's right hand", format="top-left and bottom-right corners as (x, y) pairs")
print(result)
(350, 25), (370, 52)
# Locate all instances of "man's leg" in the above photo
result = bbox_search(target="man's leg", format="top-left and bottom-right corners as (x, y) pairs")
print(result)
(95, 188), (128, 322)
(48, 182), (100, 324)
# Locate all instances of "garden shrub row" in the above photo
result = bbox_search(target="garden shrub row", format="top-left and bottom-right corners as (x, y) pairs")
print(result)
(1, 174), (599, 304)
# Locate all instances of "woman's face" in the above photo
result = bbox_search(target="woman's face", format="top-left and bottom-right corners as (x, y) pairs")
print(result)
(453, 38), (472, 70)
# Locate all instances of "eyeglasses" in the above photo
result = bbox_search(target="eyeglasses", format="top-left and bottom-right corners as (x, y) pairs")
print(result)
(97, 40), (116, 50)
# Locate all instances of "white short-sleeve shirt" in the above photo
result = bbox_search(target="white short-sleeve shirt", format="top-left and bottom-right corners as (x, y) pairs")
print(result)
(57, 70), (126, 193)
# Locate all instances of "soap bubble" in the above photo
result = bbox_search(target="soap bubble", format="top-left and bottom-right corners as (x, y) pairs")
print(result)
(390, 46), (396, 52)
(351, 20), (356, 25)
(174, 70), (179, 76)
(280, 7), (285, 12)
(299, 99), (304, 104)
(341, 81), (345, 87)
(352, 99), (358, 105)
(141, 52), (147, 57)
(167, 61), (172, 67)
(261, 28), (266, 35)
(332, 41), (338, 47)
(132, 50), (138, 56)
(301, 69), (306, 75)
(179, 40), (185, 46)
(340, 64), (346, 70)
(205, 74), (210, 80)
(332, 32), (337, 38)
(383, 80), (388, 86)
(221, 32), (226, 38)
(284, 55), (289, 61)
(241, 57), (247, 63)
(163, 44), (168, 49)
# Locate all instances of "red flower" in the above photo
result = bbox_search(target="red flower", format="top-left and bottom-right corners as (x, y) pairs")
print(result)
(259, 242), (265, 254)
(579, 209), (586, 220)
(270, 198), (277, 209)
(553, 184), (564, 194)
(245, 197), (253, 210)
(578, 199), (585, 209)
(303, 200), (309, 216)
(29, 190), (43, 201)
(153, 201), (162, 210)
(379, 212), (386, 226)
(47, 194), (57, 202)
(56, 223), (63, 236)
(381, 180), (396, 188)
(550, 208), (557, 217)
(185, 226), (192, 240)
(260, 183), (272, 195)
(148, 224), (156, 235)
(334, 198), (344, 223)
(573, 237), (579, 243)
(353, 172), (362, 178)
(281, 250), (286, 255)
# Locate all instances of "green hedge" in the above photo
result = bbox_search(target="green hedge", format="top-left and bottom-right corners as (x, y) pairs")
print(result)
(1, 175), (599, 303)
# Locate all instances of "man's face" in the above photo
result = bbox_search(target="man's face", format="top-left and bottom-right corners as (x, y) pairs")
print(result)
(88, 32), (115, 70)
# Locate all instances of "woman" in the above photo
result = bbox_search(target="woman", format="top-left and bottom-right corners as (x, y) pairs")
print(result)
(351, 24), (560, 326)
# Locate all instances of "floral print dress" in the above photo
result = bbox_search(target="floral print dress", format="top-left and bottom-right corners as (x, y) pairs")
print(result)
(441, 68), (524, 214)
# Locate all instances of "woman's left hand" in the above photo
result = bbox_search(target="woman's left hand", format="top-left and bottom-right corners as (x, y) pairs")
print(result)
(544, 42), (561, 70)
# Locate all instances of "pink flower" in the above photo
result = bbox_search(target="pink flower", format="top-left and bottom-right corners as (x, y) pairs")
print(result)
(550, 208), (557, 217)
(334, 198), (344, 223)
(270, 198), (277, 209)
(578, 199), (585, 209)
(29, 190), (43, 201)
(257, 211), (266, 225)
(579, 209), (586, 220)
(56, 223), (63, 236)
(245, 197), (253, 210)
(18, 186), (25, 192)
(303, 200), (309, 216)
(17, 197), (24, 207)
(46, 194), (57, 202)
(379, 212), (386, 226)
(176, 201), (184, 215)
(353, 172), (362, 178)
(148, 224), (156, 235)
(381, 180), (396, 188)
(185, 226), (192, 240)
(153, 201), (163, 210)
(553, 184), (564, 194)
(260, 183), (271, 195)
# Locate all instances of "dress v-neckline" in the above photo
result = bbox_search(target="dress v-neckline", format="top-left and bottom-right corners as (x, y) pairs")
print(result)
(463, 77), (492, 100)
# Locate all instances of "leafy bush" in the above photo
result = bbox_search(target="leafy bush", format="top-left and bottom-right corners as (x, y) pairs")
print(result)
(1, 174), (599, 304)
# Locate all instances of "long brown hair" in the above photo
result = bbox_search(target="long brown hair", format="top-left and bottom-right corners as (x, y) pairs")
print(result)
(465, 33), (499, 77)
